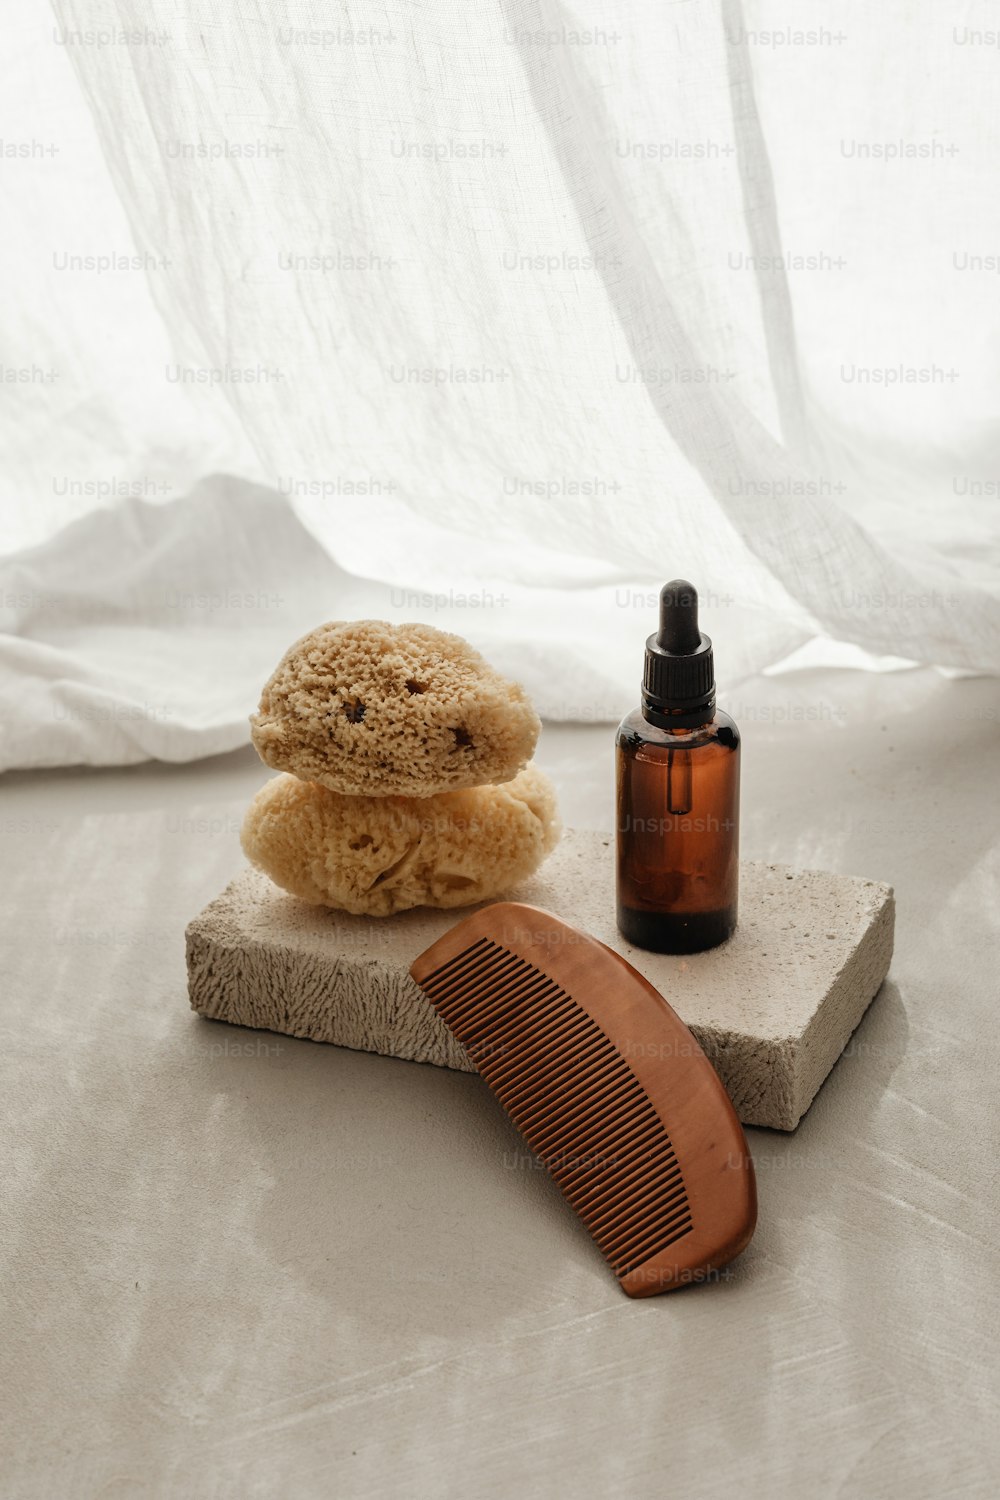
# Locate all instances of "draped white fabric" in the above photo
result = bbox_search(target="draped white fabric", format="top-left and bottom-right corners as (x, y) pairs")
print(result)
(3, 0), (999, 766)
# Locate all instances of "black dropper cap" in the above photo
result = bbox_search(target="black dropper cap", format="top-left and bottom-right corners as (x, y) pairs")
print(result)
(641, 579), (716, 728)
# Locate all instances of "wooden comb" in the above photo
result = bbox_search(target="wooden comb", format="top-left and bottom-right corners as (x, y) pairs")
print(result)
(410, 902), (756, 1297)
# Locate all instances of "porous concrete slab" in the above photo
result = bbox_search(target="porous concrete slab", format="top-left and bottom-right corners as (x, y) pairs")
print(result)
(186, 831), (894, 1130)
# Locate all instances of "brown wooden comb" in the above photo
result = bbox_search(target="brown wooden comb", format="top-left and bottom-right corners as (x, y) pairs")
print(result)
(410, 902), (756, 1296)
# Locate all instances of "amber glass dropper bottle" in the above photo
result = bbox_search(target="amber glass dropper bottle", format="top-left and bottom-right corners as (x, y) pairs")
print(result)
(615, 580), (740, 953)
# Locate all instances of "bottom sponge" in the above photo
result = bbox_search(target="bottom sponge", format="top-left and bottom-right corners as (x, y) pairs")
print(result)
(240, 766), (561, 916)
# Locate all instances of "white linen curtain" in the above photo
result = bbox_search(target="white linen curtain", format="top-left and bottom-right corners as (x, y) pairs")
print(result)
(2, 0), (998, 767)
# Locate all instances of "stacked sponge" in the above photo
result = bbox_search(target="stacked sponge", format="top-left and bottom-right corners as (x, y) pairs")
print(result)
(241, 620), (560, 916)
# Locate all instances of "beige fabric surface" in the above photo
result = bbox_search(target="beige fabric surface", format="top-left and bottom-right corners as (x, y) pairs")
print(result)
(2, 668), (998, 1497)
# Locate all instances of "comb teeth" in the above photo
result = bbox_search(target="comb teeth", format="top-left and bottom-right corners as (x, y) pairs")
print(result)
(418, 938), (693, 1278)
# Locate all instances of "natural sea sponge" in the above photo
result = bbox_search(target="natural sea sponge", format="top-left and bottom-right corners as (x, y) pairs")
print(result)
(241, 766), (561, 917)
(250, 620), (540, 798)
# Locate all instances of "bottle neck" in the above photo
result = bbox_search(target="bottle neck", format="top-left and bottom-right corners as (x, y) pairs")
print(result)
(641, 692), (716, 731)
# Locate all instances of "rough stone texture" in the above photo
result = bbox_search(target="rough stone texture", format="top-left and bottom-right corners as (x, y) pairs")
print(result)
(186, 829), (894, 1130)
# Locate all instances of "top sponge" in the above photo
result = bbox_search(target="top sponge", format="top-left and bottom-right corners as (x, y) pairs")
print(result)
(250, 620), (541, 798)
